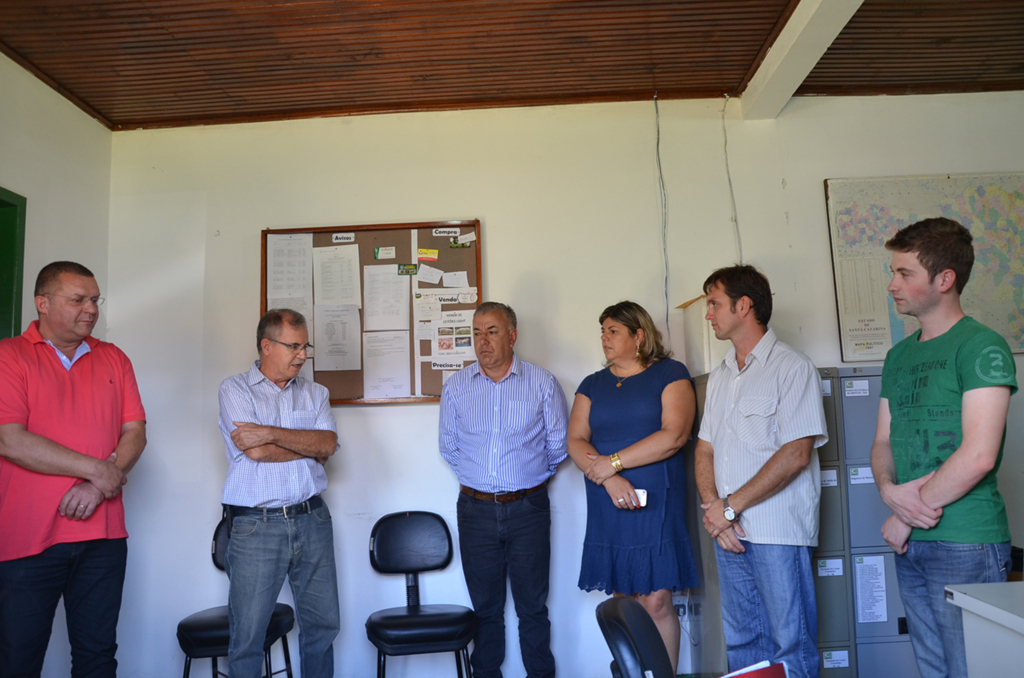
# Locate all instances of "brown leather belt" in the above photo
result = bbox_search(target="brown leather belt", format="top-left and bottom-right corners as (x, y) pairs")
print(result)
(460, 481), (547, 503)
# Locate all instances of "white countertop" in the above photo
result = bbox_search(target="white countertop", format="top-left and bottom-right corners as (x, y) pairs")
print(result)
(945, 582), (1024, 635)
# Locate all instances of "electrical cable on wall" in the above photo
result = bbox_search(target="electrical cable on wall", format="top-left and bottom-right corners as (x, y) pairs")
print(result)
(654, 92), (671, 344)
(721, 94), (743, 263)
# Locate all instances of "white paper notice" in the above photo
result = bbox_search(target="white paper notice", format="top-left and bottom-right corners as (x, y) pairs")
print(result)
(417, 287), (477, 305)
(821, 469), (838, 487)
(849, 467), (876, 485)
(267, 233), (313, 304)
(817, 558), (844, 577)
(416, 301), (442, 321)
(364, 265), (410, 331)
(821, 379), (832, 397)
(431, 359), (464, 371)
(267, 295), (312, 319)
(855, 556), (888, 623)
(363, 331), (410, 398)
(313, 304), (361, 371)
(313, 245), (361, 306)
(416, 321), (434, 341)
(844, 379), (870, 397)
(442, 271), (469, 288)
(298, 359), (314, 383)
(822, 650), (849, 669)
(436, 310), (475, 358)
(417, 264), (444, 285)
(456, 231), (476, 244)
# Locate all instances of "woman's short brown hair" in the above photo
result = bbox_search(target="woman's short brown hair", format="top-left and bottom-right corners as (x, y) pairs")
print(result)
(599, 301), (671, 367)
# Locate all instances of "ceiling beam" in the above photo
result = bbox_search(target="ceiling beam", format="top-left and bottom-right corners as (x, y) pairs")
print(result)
(741, 0), (864, 120)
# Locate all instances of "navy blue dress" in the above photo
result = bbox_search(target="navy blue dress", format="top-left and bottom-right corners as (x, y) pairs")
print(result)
(576, 358), (699, 595)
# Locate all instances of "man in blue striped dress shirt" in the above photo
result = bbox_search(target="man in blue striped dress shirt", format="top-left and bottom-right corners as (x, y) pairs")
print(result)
(218, 309), (340, 678)
(439, 301), (569, 678)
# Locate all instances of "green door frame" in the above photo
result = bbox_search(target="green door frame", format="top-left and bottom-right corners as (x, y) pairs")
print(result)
(0, 186), (27, 339)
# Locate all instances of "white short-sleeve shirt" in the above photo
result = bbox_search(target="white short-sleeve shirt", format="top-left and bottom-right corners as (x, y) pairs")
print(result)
(698, 328), (828, 546)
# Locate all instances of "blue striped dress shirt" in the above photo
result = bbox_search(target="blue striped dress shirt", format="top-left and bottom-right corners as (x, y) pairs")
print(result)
(219, 361), (338, 507)
(439, 354), (569, 493)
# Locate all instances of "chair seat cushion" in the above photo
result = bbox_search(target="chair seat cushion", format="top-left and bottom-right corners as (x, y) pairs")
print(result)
(366, 604), (475, 656)
(176, 603), (295, 658)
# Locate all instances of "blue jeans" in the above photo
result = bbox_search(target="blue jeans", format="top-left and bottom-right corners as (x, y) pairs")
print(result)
(225, 500), (340, 678)
(715, 541), (819, 678)
(895, 540), (1010, 678)
(457, 488), (554, 678)
(0, 538), (127, 678)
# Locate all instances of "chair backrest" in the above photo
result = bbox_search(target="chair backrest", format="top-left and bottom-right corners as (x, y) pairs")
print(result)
(369, 511), (453, 575)
(595, 597), (675, 678)
(211, 506), (230, 572)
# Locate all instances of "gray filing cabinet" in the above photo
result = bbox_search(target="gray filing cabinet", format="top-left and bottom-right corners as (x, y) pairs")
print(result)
(691, 367), (920, 677)
(815, 368), (857, 677)
(836, 366), (921, 678)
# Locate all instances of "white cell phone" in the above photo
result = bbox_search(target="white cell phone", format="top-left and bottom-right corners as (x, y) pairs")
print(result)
(634, 489), (647, 507)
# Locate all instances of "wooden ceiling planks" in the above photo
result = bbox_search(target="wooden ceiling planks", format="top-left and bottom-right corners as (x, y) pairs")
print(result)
(0, 0), (791, 129)
(798, 0), (1024, 96)
(1, 0), (1021, 129)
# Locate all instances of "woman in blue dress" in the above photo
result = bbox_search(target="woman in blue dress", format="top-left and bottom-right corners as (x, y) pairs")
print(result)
(568, 301), (699, 674)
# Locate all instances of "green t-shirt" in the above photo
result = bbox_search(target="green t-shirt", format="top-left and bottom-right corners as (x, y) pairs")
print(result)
(880, 316), (1017, 543)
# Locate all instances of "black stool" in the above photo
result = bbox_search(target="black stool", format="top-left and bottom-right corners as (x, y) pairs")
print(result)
(175, 508), (295, 678)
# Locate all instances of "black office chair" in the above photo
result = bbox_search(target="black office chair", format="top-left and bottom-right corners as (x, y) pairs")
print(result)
(595, 597), (675, 678)
(365, 511), (476, 678)
(175, 508), (295, 678)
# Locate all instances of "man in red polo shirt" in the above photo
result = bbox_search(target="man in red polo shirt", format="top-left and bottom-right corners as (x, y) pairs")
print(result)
(0, 261), (147, 678)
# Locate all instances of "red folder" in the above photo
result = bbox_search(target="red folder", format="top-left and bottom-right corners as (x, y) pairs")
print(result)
(720, 661), (787, 678)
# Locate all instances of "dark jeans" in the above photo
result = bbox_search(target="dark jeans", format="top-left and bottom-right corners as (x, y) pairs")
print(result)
(456, 488), (554, 678)
(0, 538), (127, 678)
(225, 501), (340, 678)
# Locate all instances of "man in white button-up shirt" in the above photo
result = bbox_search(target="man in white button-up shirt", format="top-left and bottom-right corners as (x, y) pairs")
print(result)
(218, 309), (340, 678)
(694, 265), (827, 678)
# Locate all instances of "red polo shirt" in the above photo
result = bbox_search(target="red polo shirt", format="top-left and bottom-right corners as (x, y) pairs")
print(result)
(0, 321), (146, 561)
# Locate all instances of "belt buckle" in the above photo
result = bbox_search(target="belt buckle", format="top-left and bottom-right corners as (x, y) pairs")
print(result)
(283, 501), (307, 519)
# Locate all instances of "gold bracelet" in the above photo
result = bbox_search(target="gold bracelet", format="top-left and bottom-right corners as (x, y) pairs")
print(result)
(610, 453), (624, 473)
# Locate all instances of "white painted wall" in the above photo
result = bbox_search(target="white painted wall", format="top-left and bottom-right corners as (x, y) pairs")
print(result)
(0, 54), (112, 335)
(103, 91), (1024, 678)
(0, 53), (112, 678)
(3, 45), (1023, 676)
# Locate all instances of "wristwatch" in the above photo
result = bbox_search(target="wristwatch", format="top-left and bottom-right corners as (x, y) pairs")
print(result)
(723, 496), (737, 522)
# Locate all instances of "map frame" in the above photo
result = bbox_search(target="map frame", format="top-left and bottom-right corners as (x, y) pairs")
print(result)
(825, 173), (1024, 363)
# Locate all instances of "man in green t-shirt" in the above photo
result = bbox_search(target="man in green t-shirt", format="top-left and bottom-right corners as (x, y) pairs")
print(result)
(871, 217), (1018, 678)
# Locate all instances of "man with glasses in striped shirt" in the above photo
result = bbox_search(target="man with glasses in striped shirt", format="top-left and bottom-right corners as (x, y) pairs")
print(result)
(218, 308), (340, 678)
(695, 265), (828, 678)
(439, 301), (568, 678)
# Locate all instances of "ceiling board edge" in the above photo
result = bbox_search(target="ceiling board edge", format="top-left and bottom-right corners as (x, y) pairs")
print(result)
(0, 40), (113, 130)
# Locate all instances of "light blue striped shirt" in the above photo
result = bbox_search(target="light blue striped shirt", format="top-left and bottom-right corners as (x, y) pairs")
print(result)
(219, 361), (338, 507)
(46, 339), (90, 370)
(439, 354), (569, 492)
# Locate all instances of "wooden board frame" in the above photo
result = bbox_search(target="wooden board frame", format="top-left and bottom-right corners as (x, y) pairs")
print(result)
(261, 219), (482, 404)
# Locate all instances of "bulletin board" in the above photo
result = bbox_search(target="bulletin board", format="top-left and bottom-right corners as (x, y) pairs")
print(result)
(261, 220), (482, 404)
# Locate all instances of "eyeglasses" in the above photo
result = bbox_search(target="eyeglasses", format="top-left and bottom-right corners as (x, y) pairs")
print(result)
(45, 294), (105, 307)
(268, 338), (314, 353)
